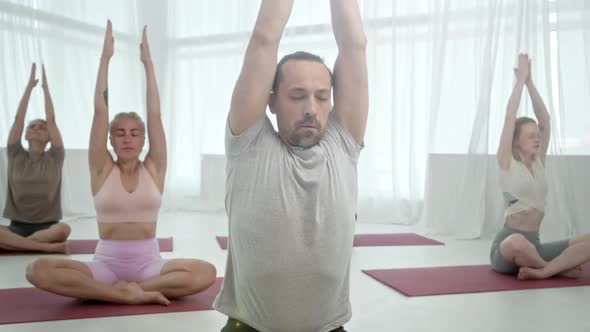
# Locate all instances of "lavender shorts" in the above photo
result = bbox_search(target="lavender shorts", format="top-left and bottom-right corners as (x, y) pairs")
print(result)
(85, 238), (169, 285)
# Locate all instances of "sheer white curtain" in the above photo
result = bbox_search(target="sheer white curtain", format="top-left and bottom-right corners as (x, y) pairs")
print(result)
(0, 0), (144, 146)
(162, 1), (339, 210)
(423, 0), (590, 239)
(163, 0), (437, 222)
(1, 1), (588, 234)
(0, 0), (150, 218)
(554, 0), (590, 236)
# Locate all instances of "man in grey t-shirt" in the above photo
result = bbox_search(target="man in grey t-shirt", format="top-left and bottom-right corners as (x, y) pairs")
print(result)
(214, 1), (368, 332)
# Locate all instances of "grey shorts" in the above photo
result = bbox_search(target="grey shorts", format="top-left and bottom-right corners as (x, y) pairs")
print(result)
(220, 318), (347, 332)
(8, 220), (58, 238)
(490, 224), (570, 274)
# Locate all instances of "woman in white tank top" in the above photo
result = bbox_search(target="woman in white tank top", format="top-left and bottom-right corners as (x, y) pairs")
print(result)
(490, 53), (590, 279)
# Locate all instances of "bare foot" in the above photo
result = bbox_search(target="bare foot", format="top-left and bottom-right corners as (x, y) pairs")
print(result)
(114, 280), (129, 290)
(517, 267), (548, 280)
(124, 282), (170, 306)
(46, 241), (68, 254)
(558, 265), (582, 279)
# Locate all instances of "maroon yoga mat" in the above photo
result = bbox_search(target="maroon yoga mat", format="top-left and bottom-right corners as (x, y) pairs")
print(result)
(352, 233), (444, 246)
(0, 277), (222, 325)
(216, 233), (443, 249)
(0, 237), (174, 256)
(363, 264), (590, 297)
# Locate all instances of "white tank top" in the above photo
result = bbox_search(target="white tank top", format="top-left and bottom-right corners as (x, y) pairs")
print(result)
(498, 157), (547, 217)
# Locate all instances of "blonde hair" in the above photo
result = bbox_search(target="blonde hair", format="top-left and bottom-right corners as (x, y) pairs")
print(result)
(109, 112), (145, 134)
(512, 116), (537, 161)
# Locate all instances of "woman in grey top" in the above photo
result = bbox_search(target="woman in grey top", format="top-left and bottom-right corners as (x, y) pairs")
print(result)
(0, 63), (70, 253)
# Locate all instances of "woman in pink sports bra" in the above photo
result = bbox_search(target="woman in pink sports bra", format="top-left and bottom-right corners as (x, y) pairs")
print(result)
(26, 21), (216, 305)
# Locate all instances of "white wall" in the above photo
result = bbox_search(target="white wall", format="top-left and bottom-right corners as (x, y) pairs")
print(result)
(423, 153), (590, 240)
(4, 149), (586, 242)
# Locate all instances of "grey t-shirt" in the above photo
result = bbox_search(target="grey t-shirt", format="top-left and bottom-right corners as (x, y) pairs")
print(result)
(3, 141), (64, 223)
(214, 111), (362, 332)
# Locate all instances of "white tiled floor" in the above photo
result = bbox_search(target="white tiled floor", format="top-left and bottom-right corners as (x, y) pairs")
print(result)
(0, 212), (588, 332)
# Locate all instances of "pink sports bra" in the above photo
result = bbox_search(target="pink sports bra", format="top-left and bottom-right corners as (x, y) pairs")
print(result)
(93, 163), (161, 223)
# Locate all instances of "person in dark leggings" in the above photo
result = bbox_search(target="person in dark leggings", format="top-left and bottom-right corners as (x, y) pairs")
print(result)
(490, 53), (590, 280)
(0, 63), (69, 253)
